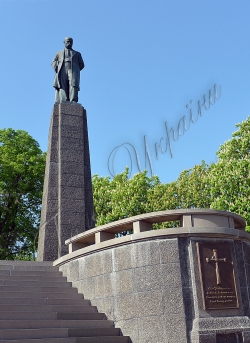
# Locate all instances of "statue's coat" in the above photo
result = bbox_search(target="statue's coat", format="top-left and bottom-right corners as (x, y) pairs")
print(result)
(52, 49), (84, 90)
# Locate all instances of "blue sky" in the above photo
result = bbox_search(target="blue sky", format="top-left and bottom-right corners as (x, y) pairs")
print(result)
(0, 0), (249, 183)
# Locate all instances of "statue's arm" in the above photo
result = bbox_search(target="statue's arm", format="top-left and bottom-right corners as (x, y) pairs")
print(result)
(52, 53), (59, 72)
(79, 53), (84, 71)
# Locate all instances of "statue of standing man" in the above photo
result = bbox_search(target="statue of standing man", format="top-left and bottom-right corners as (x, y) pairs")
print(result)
(52, 37), (84, 103)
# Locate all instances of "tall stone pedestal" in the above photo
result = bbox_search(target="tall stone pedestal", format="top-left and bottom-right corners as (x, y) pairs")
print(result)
(38, 102), (95, 261)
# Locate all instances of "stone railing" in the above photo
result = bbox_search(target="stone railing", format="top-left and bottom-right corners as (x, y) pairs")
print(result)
(52, 209), (247, 266)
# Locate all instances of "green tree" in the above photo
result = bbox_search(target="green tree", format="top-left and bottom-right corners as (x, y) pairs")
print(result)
(0, 129), (46, 260)
(92, 168), (160, 226)
(209, 117), (250, 230)
(174, 161), (211, 209)
(146, 181), (178, 212)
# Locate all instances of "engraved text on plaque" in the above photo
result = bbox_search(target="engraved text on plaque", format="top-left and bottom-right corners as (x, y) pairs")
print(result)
(197, 242), (239, 310)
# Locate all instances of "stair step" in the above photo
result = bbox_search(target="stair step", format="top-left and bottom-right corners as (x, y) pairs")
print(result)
(0, 328), (68, 340)
(0, 312), (58, 320)
(0, 291), (83, 299)
(57, 313), (106, 320)
(0, 312), (106, 320)
(12, 266), (57, 271)
(0, 297), (89, 305)
(0, 286), (78, 293)
(10, 270), (63, 277)
(46, 298), (89, 305)
(0, 305), (97, 313)
(0, 319), (114, 329)
(0, 328), (121, 340)
(0, 266), (14, 270)
(0, 337), (130, 343)
(0, 261), (53, 266)
(0, 265), (56, 272)
(0, 339), (75, 343)
(69, 328), (121, 337)
(0, 275), (67, 282)
(0, 280), (72, 287)
(76, 338), (130, 343)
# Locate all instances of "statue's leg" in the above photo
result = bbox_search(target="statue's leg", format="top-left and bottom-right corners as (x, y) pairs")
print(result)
(67, 70), (78, 102)
(58, 89), (68, 102)
(69, 86), (79, 102)
(58, 64), (70, 102)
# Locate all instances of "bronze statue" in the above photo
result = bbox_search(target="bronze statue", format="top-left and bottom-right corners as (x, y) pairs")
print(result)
(52, 37), (84, 103)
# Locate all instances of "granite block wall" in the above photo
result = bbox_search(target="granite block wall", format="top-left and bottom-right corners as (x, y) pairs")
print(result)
(59, 238), (188, 343)
(59, 234), (250, 343)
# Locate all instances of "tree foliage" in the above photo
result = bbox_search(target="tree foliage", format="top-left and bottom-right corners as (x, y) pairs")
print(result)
(0, 129), (46, 259)
(93, 116), (250, 231)
(208, 117), (250, 230)
(92, 169), (160, 226)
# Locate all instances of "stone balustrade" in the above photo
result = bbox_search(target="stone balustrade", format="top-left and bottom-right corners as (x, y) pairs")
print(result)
(54, 209), (246, 266)
(67, 209), (245, 251)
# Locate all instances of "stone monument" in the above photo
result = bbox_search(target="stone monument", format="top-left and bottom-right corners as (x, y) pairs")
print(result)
(37, 38), (94, 261)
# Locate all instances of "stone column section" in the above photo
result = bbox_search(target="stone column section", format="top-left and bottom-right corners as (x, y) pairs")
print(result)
(37, 105), (59, 261)
(38, 102), (95, 261)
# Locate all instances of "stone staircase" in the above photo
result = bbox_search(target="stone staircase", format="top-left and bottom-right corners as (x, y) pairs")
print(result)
(0, 261), (130, 342)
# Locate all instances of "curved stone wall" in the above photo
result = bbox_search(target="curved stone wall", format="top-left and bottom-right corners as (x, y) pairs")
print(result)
(59, 237), (189, 342)
(55, 210), (250, 343)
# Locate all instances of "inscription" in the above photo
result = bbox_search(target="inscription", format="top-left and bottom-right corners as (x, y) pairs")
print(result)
(197, 243), (239, 310)
(206, 287), (237, 304)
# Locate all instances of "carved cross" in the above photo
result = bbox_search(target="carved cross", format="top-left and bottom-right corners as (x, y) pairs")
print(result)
(206, 249), (226, 285)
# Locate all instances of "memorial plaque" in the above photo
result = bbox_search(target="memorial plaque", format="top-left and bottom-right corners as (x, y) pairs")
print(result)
(197, 242), (239, 310)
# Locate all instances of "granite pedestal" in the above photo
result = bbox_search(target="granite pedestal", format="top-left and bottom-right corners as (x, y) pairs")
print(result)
(38, 102), (95, 261)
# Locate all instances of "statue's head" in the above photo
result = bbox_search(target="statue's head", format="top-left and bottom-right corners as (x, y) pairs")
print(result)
(64, 37), (73, 49)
